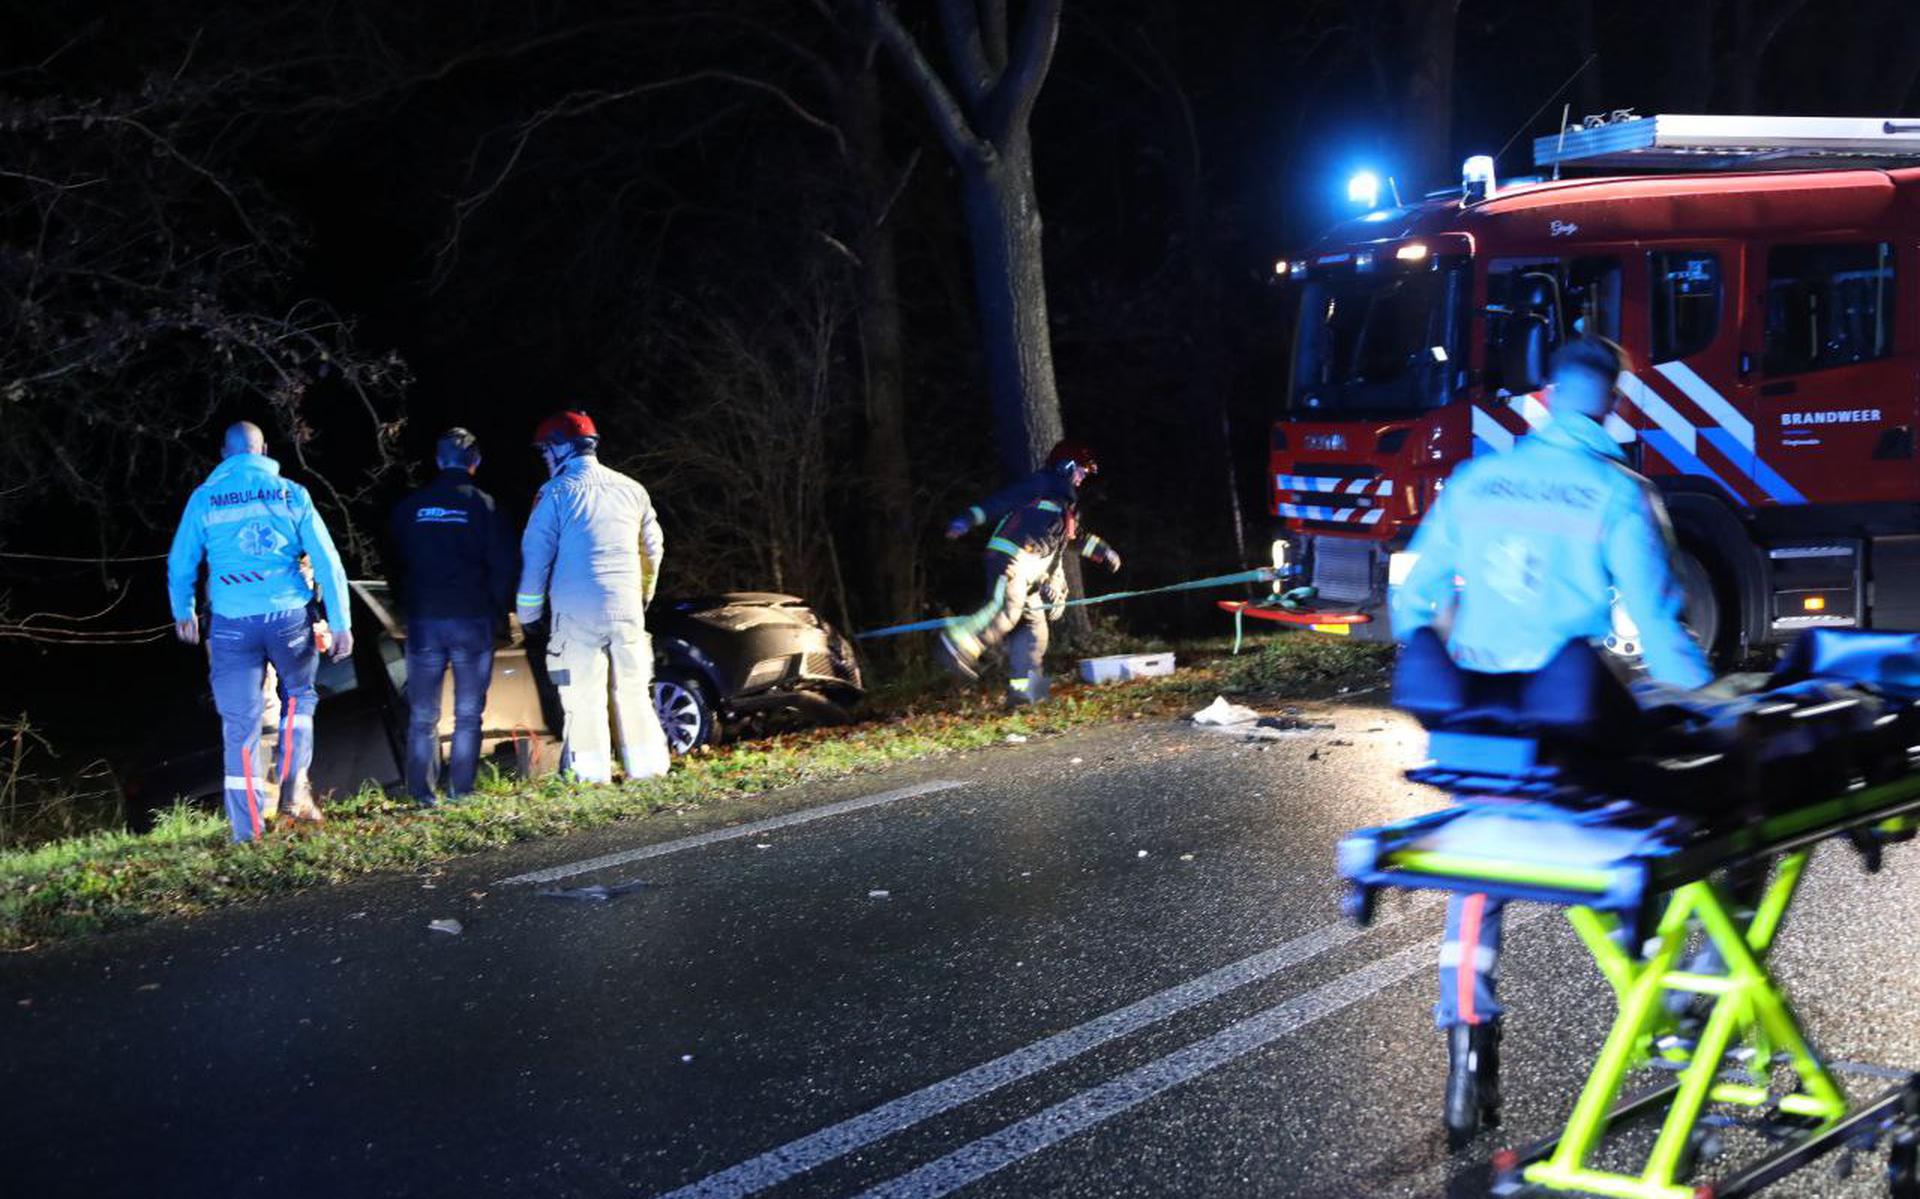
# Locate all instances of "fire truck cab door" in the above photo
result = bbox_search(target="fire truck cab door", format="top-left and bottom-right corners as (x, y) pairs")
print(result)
(1748, 239), (1913, 507)
(1637, 246), (1759, 502)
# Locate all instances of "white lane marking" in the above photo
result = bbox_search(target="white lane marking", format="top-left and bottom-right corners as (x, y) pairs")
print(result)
(857, 904), (1545, 1199)
(1655, 361), (1753, 450)
(496, 780), (972, 885)
(653, 903), (1436, 1199)
(853, 937), (1440, 1199)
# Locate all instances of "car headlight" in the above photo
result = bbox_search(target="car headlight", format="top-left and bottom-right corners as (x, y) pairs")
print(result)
(1388, 551), (1419, 587)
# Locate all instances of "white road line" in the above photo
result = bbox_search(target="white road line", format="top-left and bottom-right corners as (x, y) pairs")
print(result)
(853, 936), (1440, 1199)
(497, 779), (972, 885)
(652, 902), (1435, 1199)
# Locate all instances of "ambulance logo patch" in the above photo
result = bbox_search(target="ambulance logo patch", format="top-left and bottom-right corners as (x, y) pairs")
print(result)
(237, 521), (288, 558)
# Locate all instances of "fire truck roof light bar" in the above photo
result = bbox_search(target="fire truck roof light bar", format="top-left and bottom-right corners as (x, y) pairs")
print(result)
(1534, 114), (1920, 172)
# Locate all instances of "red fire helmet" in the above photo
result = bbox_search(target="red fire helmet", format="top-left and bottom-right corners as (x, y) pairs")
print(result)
(1046, 438), (1100, 476)
(532, 411), (598, 446)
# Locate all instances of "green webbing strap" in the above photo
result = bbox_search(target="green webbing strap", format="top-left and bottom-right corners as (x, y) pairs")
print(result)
(853, 567), (1277, 640)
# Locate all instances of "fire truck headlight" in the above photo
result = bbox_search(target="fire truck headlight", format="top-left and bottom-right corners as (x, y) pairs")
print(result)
(1388, 551), (1419, 587)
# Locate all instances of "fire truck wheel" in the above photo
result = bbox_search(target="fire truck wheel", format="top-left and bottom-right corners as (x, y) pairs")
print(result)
(1674, 549), (1722, 658)
(1604, 549), (1723, 670)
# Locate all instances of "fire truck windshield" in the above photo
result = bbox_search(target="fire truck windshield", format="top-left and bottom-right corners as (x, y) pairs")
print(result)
(1288, 262), (1467, 416)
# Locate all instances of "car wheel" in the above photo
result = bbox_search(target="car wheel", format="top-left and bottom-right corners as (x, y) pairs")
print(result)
(652, 670), (715, 755)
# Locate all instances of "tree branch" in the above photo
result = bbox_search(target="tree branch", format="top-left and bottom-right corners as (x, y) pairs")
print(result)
(983, 0), (1063, 143)
(981, 0), (1011, 70)
(866, 0), (992, 164)
(434, 69), (849, 283)
(934, 0), (994, 108)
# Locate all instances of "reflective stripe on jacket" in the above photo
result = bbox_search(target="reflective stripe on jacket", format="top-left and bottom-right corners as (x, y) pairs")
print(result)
(953, 467), (1116, 568)
(166, 454), (351, 631)
(516, 456), (664, 626)
(1389, 409), (1711, 689)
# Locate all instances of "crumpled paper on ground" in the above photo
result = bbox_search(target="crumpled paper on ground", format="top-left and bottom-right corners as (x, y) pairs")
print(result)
(1190, 696), (1261, 725)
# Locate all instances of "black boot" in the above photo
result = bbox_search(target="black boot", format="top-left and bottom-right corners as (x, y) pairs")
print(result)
(1444, 1022), (1502, 1150)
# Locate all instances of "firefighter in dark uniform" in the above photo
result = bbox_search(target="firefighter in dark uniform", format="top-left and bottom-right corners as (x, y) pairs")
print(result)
(938, 440), (1122, 704)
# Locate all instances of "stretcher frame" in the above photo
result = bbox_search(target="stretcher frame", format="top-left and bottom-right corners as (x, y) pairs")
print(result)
(1340, 771), (1920, 1198)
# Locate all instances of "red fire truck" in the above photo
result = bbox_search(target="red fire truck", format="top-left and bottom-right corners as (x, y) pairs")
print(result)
(1230, 114), (1920, 663)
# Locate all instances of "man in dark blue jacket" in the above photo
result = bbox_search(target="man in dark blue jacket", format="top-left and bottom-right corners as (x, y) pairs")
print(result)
(938, 439), (1122, 704)
(389, 429), (518, 803)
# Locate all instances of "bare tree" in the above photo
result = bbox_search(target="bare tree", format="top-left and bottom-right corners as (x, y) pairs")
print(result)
(612, 275), (854, 627)
(866, 0), (1067, 482)
(0, 74), (409, 565)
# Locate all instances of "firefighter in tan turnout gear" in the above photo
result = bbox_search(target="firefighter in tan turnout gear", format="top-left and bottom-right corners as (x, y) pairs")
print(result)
(516, 411), (671, 783)
(939, 439), (1122, 705)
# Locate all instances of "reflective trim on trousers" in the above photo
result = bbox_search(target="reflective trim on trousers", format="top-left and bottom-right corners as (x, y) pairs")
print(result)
(1436, 891), (1505, 1028)
(209, 608), (317, 842)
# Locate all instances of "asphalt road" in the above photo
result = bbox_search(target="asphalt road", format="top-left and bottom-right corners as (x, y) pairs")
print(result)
(6, 701), (1920, 1198)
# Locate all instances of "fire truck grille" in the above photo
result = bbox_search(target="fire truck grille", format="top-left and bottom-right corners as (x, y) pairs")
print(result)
(1312, 538), (1375, 604)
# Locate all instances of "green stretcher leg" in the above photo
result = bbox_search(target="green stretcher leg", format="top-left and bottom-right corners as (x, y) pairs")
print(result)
(1524, 851), (1847, 1198)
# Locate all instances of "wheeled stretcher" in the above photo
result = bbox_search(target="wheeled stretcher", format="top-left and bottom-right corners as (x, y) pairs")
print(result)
(1339, 629), (1920, 1198)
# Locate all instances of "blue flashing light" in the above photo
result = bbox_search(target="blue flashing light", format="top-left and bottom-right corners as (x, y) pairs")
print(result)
(1346, 170), (1382, 210)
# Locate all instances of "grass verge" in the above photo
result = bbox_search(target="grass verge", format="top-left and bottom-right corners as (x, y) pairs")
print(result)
(0, 633), (1390, 951)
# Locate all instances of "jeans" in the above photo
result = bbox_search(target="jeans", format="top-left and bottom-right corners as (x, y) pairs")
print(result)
(546, 612), (668, 783)
(405, 617), (496, 802)
(208, 608), (318, 842)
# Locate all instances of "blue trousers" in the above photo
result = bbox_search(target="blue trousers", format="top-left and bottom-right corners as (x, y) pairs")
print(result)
(405, 617), (495, 802)
(208, 609), (318, 842)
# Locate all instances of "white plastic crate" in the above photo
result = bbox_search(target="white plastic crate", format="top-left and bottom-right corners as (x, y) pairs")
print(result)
(1077, 652), (1176, 684)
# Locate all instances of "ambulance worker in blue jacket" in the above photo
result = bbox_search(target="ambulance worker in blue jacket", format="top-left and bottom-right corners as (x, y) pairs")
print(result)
(168, 422), (355, 841)
(1391, 336), (1711, 1146)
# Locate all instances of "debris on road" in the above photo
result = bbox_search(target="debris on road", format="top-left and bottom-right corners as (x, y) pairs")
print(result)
(1180, 853), (1195, 862)
(868, 889), (891, 899)
(1136, 849), (1150, 858)
(537, 880), (653, 903)
(1258, 714), (1334, 732)
(1005, 733), (1029, 744)
(1191, 696), (1260, 725)
(427, 918), (464, 935)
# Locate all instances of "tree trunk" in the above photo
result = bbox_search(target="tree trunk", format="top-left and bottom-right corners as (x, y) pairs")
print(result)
(1565, 0), (1605, 120)
(1397, 0), (1460, 193)
(1660, 0), (1715, 111)
(958, 130), (1064, 481)
(842, 53), (919, 632)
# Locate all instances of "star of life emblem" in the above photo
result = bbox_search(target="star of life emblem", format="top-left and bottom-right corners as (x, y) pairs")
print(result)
(237, 521), (288, 558)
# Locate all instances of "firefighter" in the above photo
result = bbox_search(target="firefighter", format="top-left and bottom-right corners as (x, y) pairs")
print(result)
(390, 428), (518, 804)
(1390, 336), (1713, 1148)
(938, 439), (1122, 704)
(515, 411), (670, 784)
(167, 421), (354, 841)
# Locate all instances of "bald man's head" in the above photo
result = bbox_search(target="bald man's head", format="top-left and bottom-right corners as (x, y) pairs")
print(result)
(222, 422), (266, 459)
